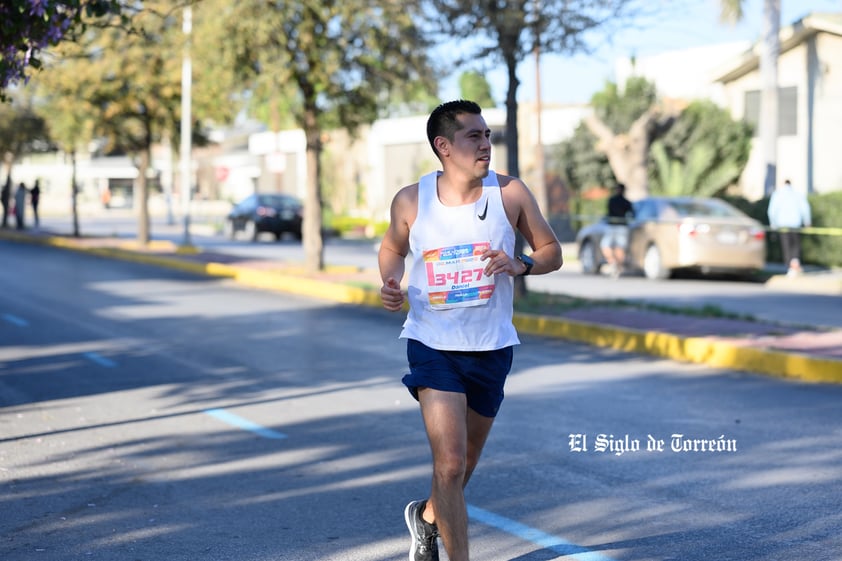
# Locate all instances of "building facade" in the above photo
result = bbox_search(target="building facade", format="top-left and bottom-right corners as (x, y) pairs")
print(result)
(714, 13), (842, 199)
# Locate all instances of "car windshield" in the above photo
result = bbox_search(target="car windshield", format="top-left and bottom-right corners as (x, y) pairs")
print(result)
(257, 195), (297, 207)
(665, 199), (744, 218)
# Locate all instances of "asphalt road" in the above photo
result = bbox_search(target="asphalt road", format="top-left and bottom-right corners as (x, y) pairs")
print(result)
(2, 241), (842, 561)
(35, 212), (842, 329)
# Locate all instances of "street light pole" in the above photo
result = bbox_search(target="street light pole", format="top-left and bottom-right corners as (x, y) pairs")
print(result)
(180, 5), (193, 247)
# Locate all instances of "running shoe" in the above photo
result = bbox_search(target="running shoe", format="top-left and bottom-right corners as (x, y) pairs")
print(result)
(404, 499), (439, 561)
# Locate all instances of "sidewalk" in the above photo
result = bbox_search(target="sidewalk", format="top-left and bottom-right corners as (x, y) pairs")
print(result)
(2, 227), (841, 384)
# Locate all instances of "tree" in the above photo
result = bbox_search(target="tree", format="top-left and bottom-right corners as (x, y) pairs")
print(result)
(32, 57), (97, 237)
(217, 0), (436, 272)
(0, 93), (51, 179)
(458, 70), (496, 108)
(554, 123), (613, 192)
(427, 0), (632, 195)
(554, 82), (753, 204)
(650, 100), (753, 197)
(0, 0), (130, 99)
(38, 4), (184, 244)
(33, 1), (233, 244)
(720, 0), (780, 196)
(582, 77), (682, 200)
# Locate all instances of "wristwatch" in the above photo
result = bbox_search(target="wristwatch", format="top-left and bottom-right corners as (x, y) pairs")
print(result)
(517, 254), (534, 276)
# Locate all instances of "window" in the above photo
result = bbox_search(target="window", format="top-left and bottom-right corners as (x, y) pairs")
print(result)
(743, 86), (797, 136)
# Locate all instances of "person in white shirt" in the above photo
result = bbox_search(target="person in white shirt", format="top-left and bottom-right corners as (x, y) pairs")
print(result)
(379, 100), (562, 561)
(768, 179), (812, 276)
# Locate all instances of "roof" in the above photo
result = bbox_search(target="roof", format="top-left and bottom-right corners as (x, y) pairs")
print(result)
(714, 12), (842, 83)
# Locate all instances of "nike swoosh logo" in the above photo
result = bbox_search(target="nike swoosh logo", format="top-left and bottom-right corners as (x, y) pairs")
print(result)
(477, 198), (489, 221)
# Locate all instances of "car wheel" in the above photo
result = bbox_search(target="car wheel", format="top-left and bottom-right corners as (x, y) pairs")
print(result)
(244, 220), (258, 242)
(643, 244), (669, 280)
(579, 240), (602, 275)
(224, 219), (236, 240)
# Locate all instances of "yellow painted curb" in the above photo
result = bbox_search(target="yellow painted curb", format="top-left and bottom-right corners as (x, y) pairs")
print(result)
(513, 314), (842, 384)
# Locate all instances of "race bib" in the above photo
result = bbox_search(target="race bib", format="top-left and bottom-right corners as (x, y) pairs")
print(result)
(423, 242), (495, 310)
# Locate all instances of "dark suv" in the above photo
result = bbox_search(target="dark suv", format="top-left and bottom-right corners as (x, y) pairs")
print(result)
(225, 193), (303, 241)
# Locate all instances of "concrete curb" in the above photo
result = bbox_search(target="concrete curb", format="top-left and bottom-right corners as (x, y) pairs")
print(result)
(4, 230), (841, 385)
(766, 271), (842, 295)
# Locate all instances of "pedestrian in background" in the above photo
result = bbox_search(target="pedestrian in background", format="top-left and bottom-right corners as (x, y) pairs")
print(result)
(768, 179), (812, 276)
(600, 183), (635, 278)
(379, 100), (562, 561)
(1, 176), (10, 228)
(30, 180), (41, 228)
(14, 182), (27, 230)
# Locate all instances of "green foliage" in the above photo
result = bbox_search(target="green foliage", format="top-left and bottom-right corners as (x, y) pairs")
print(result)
(650, 141), (743, 198)
(1, 0), (128, 97)
(650, 99), (752, 197)
(33, 4), (179, 154)
(722, 191), (842, 268)
(571, 195), (610, 230)
(549, 78), (655, 198)
(554, 81), (753, 206)
(550, 122), (614, 212)
(33, 2), (235, 152)
(458, 70), (496, 108)
(328, 215), (389, 238)
(0, 95), (52, 168)
(719, 0), (745, 24)
(590, 76), (658, 133)
(428, 0), (635, 183)
(802, 192), (842, 268)
(220, 0), (436, 135)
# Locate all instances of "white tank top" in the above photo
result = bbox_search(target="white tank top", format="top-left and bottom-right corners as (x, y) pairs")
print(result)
(399, 170), (520, 351)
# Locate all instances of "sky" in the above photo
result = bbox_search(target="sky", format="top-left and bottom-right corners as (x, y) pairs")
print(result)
(439, 0), (842, 106)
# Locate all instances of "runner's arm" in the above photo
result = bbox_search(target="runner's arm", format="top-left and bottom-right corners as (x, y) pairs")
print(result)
(378, 185), (415, 311)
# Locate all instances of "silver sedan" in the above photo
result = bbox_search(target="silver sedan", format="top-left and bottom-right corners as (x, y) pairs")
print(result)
(577, 196), (766, 279)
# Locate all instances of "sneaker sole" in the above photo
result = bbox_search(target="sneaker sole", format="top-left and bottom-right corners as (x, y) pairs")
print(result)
(404, 501), (419, 561)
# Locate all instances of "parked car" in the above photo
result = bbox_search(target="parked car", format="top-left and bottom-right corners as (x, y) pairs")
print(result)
(576, 196), (766, 280)
(225, 193), (303, 241)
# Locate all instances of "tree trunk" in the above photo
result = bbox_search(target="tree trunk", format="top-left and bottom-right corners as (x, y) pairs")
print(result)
(302, 107), (324, 272)
(503, 51), (528, 298)
(760, 0), (780, 196)
(136, 147), (150, 245)
(504, 53), (520, 179)
(71, 151), (80, 237)
(584, 102), (683, 201)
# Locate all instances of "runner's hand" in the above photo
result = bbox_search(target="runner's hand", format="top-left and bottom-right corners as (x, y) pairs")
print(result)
(381, 277), (405, 311)
(482, 249), (520, 277)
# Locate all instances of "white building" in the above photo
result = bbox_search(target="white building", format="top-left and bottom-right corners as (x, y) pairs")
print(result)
(615, 12), (842, 200)
(715, 12), (842, 199)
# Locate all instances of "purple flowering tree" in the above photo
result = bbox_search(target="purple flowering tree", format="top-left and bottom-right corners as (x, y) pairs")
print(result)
(0, 0), (123, 97)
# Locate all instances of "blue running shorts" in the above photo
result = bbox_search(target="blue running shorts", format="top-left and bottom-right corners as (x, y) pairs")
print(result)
(402, 339), (514, 418)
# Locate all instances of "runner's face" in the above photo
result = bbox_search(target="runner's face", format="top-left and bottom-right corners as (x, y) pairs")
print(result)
(445, 113), (491, 177)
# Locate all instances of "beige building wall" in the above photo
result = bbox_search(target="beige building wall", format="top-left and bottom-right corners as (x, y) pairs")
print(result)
(812, 32), (842, 193)
(720, 24), (842, 199)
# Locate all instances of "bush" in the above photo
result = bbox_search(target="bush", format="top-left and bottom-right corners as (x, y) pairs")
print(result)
(722, 191), (842, 268)
(328, 215), (389, 238)
(803, 191), (842, 268)
(568, 195), (608, 232)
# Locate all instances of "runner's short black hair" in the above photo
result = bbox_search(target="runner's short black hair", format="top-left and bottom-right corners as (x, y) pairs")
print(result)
(426, 100), (482, 159)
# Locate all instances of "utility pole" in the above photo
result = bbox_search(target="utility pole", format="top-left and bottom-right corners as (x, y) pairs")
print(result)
(180, 5), (193, 247)
(533, 42), (547, 215)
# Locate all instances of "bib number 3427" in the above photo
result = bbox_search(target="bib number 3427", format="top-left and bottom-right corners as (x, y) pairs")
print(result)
(423, 242), (495, 310)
